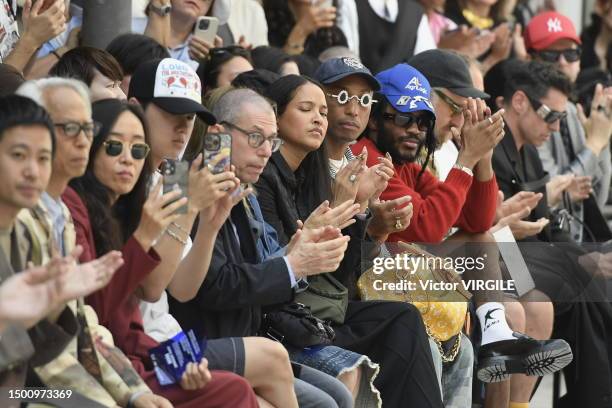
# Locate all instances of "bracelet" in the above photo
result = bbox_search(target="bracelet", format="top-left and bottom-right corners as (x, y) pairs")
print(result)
(165, 228), (188, 245)
(171, 221), (190, 235)
(452, 163), (474, 177)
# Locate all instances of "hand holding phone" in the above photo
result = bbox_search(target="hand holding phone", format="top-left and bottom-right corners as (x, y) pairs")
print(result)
(203, 133), (232, 174)
(193, 16), (219, 44)
(163, 159), (189, 214)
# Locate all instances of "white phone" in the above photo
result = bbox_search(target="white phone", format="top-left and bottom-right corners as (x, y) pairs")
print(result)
(193, 16), (219, 44)
(313, 0), (334, 7)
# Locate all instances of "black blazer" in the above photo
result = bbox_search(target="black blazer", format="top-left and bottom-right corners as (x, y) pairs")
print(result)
(256, 152), (373, 300)
(169, 204), (295, 339)
(492, 124), (552, 241)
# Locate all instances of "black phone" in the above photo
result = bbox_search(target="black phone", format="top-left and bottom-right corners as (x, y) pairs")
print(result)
(203, 132), (232, 174)
(162, 159), (189, 214)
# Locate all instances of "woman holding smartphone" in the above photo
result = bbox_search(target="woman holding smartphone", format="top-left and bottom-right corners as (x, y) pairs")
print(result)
(64, 99), (260, 408)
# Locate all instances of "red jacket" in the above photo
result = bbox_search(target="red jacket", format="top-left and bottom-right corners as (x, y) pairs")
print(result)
(352, 138), (498, 243)
(62, 187), (160, 367)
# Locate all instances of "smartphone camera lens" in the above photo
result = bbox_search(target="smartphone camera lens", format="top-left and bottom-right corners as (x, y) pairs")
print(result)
(205, 134), (221, 151)
(163, 161), (175, 175)
(199, 19), (210, 30)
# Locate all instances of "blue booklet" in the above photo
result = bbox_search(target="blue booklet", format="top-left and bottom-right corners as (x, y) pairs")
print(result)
(149, 329), (207, 386)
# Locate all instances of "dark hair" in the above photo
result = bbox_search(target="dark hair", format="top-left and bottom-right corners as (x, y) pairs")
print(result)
(502, 60), (573, 104)
(106, 34), (170, 76)
(304, 26), (348, 59)
(266, 75), (333, 211)
(49, 46), (124, 86)
(197, 46), (252, 91)
(0, 95), (55, 152)
(0, 63), (25, 97)
(292, 54), (321, 77)
(231, 68), (281, 96)
(370, 94), (437, 188)
(70, 99), (152, 255)
(251, 46), (292, 74)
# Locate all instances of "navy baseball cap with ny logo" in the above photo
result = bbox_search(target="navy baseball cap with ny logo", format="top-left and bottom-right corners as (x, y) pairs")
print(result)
(314, 57), (381, 91)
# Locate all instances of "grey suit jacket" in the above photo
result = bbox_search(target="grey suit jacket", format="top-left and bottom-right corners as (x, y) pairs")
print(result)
(537, 102), (612, 241)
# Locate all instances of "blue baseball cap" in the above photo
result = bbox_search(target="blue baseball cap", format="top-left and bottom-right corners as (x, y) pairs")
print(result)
(375, 64), (435, 116)
(314, 57), (381, 91)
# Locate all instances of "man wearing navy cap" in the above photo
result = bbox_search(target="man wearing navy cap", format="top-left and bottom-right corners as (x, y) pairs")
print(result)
(355, 62), (573, 389)
(314, 57), (413, 244)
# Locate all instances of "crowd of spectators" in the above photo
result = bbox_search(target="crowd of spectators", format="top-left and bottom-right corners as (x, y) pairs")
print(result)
(1, 0), (611, 408)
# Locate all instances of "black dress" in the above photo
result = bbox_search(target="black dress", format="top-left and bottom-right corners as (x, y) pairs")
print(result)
(492, 125), (612, 408)
(255, 151), (444, 408)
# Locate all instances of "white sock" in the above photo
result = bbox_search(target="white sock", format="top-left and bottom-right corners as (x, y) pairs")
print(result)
(476, 302), (515, 345)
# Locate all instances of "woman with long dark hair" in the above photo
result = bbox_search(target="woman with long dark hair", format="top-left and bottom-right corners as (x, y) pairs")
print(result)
(63, 99), (259, 408)
(256, 75), (444, 408)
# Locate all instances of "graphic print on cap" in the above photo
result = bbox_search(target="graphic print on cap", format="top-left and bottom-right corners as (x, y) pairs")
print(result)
(342, 57), (366, 70)
(405, 76), (428, 95)
(154, 58), (202, 104)
(547, 17), (562, 33)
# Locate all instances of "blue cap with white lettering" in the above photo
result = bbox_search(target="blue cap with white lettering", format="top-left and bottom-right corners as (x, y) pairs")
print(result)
(375, 64), (435, 116)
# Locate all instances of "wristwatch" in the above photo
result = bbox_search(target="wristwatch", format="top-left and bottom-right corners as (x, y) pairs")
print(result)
(452, 163), (474, 177)
(146, 2), (172, 17)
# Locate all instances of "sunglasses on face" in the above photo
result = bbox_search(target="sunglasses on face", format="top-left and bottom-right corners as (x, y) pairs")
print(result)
(209, 45), (250, 60)
(326, 90), (378, 108)
(55, 121), (101, 139)
(433, 88), (463, 115)
(382, 112), (433, 132)
(534, 47), (582, 63)
(527, 96), (567, 124)
(103, 140), (150, 160)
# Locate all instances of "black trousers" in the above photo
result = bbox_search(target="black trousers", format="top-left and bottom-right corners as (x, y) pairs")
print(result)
(332, 300), (444, 408)
(521, 243), (612, 408)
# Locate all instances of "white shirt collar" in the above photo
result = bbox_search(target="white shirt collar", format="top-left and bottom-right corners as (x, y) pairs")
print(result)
(367, 0), (398, 23)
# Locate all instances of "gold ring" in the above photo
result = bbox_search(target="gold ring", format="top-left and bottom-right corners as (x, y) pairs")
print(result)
(395, 218), (403, 230)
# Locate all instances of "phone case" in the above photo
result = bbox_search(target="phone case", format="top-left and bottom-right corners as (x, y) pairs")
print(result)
(203, 133), (232, 174)
(193, 16), (219, 44)
(162, 160), (189, 214)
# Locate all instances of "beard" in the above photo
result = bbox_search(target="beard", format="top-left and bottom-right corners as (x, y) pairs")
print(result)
(375, 125), (425, 165)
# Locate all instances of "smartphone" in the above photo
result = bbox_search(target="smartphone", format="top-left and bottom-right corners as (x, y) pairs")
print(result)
(203, 132), (232, 174)
(193, 16), (219, 44)
(162, 159), (189, 214)
(312, 0), (334, 7)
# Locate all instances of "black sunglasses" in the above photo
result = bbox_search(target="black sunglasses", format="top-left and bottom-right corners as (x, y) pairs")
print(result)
(103, 140), (150, 160)
(527, 96), (567, 124)
(534, 47), (582, 63)
(382, 112), (433, 132)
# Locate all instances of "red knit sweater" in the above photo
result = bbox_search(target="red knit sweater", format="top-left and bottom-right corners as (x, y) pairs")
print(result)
(352, 138), (498, 243)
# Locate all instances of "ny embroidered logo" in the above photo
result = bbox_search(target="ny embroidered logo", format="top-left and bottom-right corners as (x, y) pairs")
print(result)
(547, 18), (562, 33)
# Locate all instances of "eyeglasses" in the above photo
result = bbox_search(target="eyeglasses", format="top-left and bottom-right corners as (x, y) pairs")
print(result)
(382, 112), (433, 132)
(221, 121), (283, 152)
(534, 47), (582, 63)
(55, 121), (101, 138)
(103, 140), (150, 160)
(433, 89), (463, 115)
(526, 96), (567, 124)
(326, 90), (378, 108)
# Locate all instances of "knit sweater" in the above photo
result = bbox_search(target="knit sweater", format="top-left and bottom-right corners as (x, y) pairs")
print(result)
(352, 137), (498, 243)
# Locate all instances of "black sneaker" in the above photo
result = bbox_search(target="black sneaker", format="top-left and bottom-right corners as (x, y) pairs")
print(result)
(477, 332), (573, 383)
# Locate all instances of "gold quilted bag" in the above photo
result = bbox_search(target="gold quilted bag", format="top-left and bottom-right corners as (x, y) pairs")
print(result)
(358, 243), (471, 361)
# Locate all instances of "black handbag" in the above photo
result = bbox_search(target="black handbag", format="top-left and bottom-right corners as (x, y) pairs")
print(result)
(261, 303), (336, 349)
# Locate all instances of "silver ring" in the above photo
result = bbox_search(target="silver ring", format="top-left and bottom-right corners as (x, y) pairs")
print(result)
(487, 117), (493, 124)
(349, 174), (357, 183)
